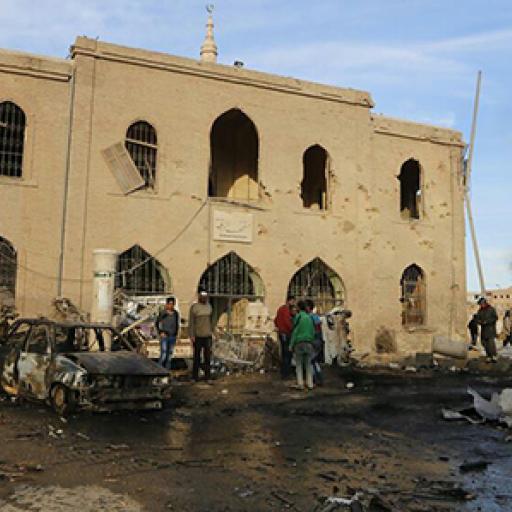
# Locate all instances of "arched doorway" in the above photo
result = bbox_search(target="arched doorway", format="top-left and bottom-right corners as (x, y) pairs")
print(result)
(209, 109), (259, 201)
(288, 258), (344, 313)
(198, 252), (265, 334)
(115, 245), (170, 296)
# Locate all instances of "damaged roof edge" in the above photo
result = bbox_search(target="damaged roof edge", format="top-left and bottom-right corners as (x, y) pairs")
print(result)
(70, 36), (375, 108)
(371, 113), (465, 147)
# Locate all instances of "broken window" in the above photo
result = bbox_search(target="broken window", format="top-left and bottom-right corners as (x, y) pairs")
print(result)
(401, 264), (426, 326)
(301, 145), (329, 210)
(102, 142), (146, 194)
(198, 251), (265, 333)
(0, 236), (16, 303)
(288, 257), (344, 314)
(209, 109), (259, 201)
(125, 121), (157, 189)
(115, 245), (169, 296)
(0, 101), (26, 178)
(398, 159), (421, 219)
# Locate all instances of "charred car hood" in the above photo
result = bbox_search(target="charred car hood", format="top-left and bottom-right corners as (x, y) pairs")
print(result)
(65, 351), (168, 376)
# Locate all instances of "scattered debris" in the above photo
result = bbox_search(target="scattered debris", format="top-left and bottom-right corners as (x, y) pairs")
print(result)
(459, 460), (491, 473)
(442, 387), (512, 427)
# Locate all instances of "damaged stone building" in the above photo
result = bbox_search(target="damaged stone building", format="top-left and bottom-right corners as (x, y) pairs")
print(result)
(0, 15), (467, 355)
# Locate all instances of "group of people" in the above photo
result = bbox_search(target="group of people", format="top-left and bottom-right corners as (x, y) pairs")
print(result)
(274, 295), (325, 390)
(467, 296), (512, 363)
(155, 290), (214, 381)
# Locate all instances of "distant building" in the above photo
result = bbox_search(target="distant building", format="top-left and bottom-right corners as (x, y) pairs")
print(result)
(467, 287), (512, 336)
(0, 12), (467, 354)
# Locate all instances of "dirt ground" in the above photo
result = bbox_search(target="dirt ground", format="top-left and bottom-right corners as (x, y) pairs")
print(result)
(0, 367), (511, 511)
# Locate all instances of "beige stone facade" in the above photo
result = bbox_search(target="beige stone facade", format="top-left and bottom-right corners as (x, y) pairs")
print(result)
(0, 36), (467, 354)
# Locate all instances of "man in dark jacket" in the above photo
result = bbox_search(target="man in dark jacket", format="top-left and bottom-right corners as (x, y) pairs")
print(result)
(475, 297), (498, 362)
(156, 297), (180, 370)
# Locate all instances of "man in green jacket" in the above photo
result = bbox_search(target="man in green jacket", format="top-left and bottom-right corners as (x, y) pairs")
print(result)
(289, 300), (316, 390)
(475, 297), (498, 362)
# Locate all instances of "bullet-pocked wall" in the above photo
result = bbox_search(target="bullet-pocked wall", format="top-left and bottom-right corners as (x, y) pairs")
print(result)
(0, 37), (467, 354)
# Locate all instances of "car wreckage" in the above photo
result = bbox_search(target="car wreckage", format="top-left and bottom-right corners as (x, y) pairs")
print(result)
(0, 318), (170, 414)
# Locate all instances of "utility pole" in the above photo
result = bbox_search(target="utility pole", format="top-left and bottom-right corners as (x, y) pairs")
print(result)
(464, 71), (486, 296)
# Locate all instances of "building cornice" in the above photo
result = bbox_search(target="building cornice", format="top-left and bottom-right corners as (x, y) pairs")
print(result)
(372, 114), (465, 148)
(0, 48), (72, 82)
(70, 37), (374, 108)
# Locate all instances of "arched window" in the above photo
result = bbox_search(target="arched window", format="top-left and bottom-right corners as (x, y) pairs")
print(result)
(125, 121), (157, 189)
(398, 159), (421, 219)
(0, 101), (26, 178)
(302, 145), (329, 210)
(401, 264), (425, 326)
(288, 257), (344, 313)
(0, 237), (17, 302)
(198, 251), (265, 332)
(115, 245), (169, 296)
(209, 109), (259, 201)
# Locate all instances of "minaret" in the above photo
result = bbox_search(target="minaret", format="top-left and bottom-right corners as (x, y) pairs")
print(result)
(200, 5), (218, 63)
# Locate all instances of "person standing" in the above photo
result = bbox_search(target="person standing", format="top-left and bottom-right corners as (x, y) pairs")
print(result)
(289, 300), (316, 390)
(475, 297), (498, 363)
(274, 295), (296, 379)
(156, 297), (180, 370)
(467, 314), (479, 349)
(502, 310), (511, 347)
(305, 299), (324, 385)
(189, 290), (214, 381)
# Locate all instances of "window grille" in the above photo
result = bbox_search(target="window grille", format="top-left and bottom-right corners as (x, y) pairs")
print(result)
(125, 121), (157, 189)
(0, 102), (26, 178)
(0, 237), (17, 299)
(199, 252), (263, 333)
(199, 252), (260, 299)
(401, 264), (425, 325)
(115, 245), (166, 295)
(288, 258), (344, 314)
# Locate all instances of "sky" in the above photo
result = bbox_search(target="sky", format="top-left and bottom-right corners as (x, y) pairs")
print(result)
(0, 0), (510, 292)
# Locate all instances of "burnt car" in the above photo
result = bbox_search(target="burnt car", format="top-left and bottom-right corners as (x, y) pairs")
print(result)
(0, 318), (170, 414)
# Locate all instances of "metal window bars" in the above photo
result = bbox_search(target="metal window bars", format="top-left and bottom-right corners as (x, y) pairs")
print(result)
(115, 245), (166, 295)
(0, 102), (26, 178)
(199, 252), (258, 298)
(401, 265), (425, 325)
(288, 258), (343, 314)
(125, 121), (157, 189)
(0, 237), (17, 299)
(199, 252), (262, 334)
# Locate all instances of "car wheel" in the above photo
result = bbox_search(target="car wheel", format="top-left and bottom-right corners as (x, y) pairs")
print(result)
(50, 383), (76, 416)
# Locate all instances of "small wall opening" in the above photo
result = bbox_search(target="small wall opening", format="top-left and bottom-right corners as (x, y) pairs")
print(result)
(209, 109), (259, 201)
(401, 264), (426, 326)
(288, 257), (344, 314)
(0, 236), (17, 305)
(301, 145), (329, 210)
(398, 159), (421, 219)
(115, 245), (169, 296)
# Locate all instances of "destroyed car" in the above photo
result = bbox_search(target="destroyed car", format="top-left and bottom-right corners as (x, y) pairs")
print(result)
(0, 318), (170, 414)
